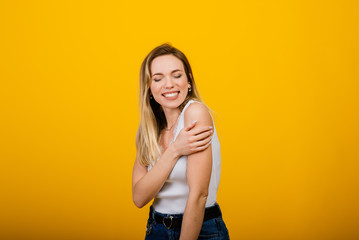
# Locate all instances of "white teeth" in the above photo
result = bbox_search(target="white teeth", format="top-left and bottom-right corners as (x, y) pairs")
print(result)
(163, 92), (179, 97)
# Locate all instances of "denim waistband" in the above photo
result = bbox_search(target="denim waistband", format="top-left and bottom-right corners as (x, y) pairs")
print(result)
(149, 202), (222, 220)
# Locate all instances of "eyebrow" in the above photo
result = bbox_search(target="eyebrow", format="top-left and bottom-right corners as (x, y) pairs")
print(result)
(151, 69), (183, 77)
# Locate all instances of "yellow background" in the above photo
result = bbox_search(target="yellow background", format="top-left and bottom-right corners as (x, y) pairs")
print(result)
(1, 0), (358, 239)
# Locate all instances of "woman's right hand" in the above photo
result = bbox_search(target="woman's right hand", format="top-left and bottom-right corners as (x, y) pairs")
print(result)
(172, 120), (213, 157)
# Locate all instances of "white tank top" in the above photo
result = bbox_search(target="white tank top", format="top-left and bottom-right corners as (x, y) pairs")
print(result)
(147, 100), (221, 214)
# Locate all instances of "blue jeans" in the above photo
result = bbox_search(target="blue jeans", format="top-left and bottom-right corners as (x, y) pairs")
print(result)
(145, 203), (230, 240)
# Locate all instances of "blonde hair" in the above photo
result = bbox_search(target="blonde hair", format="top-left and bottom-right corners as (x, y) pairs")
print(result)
(136, 43), (206, 167)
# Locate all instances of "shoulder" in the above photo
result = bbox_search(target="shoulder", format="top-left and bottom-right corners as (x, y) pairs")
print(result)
(184, 101), (213, 127)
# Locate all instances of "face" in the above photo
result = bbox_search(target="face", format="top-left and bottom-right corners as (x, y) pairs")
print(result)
(150, 54), (190, 111)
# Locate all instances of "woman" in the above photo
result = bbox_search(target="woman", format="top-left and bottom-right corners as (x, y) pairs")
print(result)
(132, 43), (230, 239)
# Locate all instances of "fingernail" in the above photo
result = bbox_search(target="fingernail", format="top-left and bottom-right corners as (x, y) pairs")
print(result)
(209, 126), (213, 129)
(210, 130), (213, 133)
(192, 120), (197, 124)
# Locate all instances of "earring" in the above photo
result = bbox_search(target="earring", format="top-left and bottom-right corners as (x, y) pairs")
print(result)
(150, 95), (153, 99)
(188, 87), (191, 92)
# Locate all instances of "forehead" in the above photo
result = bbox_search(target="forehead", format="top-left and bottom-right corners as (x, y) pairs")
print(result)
(150, 55), (184, 74)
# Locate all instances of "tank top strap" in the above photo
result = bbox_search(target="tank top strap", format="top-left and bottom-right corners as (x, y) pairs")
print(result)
(177, 99), (202, 126)
(171, 100), (202, 144)
(182, 99), (201, 113)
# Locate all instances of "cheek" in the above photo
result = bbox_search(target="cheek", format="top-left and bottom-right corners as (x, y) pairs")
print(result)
(179, 79), (188, 89)
(150, 84), (160, 95)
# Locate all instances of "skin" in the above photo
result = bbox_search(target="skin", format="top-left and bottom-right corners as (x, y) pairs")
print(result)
(132, 54), (214, 239)
(180, 103), (213, 239)
(150, 54), (191, 131)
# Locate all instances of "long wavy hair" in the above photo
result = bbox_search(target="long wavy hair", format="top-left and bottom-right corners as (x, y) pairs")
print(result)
(136, 43), (205, 167)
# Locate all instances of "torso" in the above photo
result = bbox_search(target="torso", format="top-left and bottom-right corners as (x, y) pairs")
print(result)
(149, 100), (221, 214)
(159, 128), (176, 154)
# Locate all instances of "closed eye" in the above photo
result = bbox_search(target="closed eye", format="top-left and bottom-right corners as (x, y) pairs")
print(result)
(153, 74), (181, 82)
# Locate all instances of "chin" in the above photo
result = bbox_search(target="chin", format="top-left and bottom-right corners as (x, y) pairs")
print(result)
(160, 97), (186, 110)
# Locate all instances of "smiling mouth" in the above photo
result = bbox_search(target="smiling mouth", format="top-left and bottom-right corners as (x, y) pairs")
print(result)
(162, 91), (180, 97)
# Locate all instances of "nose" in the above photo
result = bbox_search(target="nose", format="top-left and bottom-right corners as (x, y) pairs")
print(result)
(164, 76), (174, 89)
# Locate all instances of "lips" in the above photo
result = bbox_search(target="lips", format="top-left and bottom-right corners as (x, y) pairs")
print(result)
(162, 91), (180, 97)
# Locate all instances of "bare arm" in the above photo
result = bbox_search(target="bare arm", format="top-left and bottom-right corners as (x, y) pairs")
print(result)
(180, 103), (214, 239)
(132, 143), (179, 208)
(132, 121), (213, 208)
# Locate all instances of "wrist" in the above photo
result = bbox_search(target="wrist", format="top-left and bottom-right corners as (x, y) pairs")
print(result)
(168, 143), (180, 160)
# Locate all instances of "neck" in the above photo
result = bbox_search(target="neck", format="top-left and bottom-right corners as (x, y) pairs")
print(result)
(162, 107), (181, 130)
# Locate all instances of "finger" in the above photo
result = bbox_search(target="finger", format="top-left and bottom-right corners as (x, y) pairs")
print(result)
(192, 129), (213, 141)
(191, 125), (213, 135)
(185, 120), (197, 131)
(195, 139), (212, 152)
(192, 135), (212, 148)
